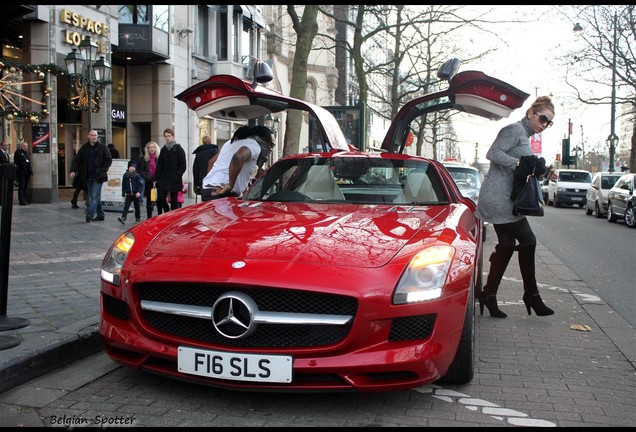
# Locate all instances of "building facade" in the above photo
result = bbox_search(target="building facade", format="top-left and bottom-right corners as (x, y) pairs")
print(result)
(0, 5), (340, 204)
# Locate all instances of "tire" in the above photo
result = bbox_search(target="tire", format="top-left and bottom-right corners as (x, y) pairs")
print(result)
(584, 201), (593, 215)
(475, 242), (484, 299)
(624, 204), (636, 228)
(436, 286), (475, 385)
(595, 202), (603, 219)
(607, 200), (618, 223)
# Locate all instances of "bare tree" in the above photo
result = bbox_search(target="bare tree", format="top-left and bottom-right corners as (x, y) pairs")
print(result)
(318, 5), (528, 156)
(283, 5), (320, 157)
(561, 5), (635, 172)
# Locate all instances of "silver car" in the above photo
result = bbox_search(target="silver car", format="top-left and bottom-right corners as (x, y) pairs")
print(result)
(442, 162), (482, 203)
(442, 162), (487, 239)
(585, 172), (622, 218)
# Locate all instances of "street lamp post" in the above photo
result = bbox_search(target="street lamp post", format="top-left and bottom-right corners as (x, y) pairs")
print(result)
(573, 12), (618, 172)
(607, 12), (618, 172)
(64, 36), (111, 131)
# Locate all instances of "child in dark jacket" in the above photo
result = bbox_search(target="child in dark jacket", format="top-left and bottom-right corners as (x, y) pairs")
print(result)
(118, 160), (145, 225)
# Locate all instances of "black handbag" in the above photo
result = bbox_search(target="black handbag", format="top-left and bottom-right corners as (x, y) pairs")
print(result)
(512, 164), (544, 217)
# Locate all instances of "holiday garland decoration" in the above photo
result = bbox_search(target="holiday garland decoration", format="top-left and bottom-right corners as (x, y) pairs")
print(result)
(0, 60), (65, 123)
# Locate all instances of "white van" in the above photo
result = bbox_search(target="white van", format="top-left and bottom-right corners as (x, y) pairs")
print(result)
(547, 169), (592, 208)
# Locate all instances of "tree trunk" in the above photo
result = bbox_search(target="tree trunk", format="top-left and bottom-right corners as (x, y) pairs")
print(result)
(283, 5), (319, 157)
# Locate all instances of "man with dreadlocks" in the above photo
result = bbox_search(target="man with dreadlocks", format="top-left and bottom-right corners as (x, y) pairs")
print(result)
(200, 125), (275, 201)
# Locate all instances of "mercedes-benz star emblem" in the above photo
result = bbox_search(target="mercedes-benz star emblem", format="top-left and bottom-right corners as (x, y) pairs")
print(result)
(211, 291), (259, 339)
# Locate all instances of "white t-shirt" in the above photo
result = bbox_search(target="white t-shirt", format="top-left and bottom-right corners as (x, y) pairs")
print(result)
(202, 137), (261, 195)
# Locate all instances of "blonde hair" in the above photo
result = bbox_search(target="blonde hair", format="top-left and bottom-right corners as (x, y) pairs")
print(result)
(143, 141), (161, 162)
(526, 96), (555, 117)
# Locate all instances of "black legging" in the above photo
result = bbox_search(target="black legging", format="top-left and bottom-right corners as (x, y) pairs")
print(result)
(484, 218), (538, 295)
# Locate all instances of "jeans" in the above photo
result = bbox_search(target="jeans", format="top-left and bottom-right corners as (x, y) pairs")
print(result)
(86, 179), (105, 219)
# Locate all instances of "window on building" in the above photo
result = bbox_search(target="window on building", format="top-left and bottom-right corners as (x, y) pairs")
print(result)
(196, 5), (210, 58)
(111, 64), (125, 106)
(118, 5), (149, 24)
(153, 5), (169, 32)
(217, 6), (265, 65)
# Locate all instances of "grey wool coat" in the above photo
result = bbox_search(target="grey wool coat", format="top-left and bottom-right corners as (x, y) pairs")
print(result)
(476, 116), (537, 225)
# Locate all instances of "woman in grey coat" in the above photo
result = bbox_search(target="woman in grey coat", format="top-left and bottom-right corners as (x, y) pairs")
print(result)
(476, 95), (555, 318)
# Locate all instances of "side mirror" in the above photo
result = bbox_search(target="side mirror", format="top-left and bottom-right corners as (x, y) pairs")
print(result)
(437, 58), (461, 83)
(252, 61), (273, 89)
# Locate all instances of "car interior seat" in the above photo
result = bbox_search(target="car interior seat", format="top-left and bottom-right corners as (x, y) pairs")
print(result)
(394, 170), (436, 204)
(295, 165), (345, 201)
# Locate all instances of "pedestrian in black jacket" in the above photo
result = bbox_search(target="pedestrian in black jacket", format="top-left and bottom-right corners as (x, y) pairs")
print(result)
(192, 135), (218, 196)
(0, 141), (10, 207)
(118, 160), (144, 225)
(154, 128), (186, 214)
(14, 140), (33, 206)
(70, 130), (112, 222)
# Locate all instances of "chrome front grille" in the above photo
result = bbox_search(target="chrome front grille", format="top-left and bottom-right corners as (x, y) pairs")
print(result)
(136, 283), (357, 348)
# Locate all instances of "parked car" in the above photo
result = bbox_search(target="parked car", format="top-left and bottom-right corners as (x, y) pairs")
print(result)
(547, 169), (592, 207)
(541, 177), (550, 204)
(442, 161), (487, 240)
(607, 172), (635, 228)
(99, 59), (529, 393)
(585, 171), (622, 218)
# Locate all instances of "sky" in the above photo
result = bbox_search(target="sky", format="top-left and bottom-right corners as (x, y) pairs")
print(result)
(451, 5), (614, 165)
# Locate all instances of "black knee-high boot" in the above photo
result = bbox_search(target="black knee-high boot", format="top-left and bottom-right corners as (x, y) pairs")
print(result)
(478, 245), (514, 318)
(146, 204), (153, 219)
(518, 245), (554, 316)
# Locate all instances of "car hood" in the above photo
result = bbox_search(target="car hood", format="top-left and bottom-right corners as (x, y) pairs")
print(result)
(143, 201), (448, 268)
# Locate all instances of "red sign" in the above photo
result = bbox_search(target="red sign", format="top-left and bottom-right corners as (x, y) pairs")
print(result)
(530, 133), (542, 155)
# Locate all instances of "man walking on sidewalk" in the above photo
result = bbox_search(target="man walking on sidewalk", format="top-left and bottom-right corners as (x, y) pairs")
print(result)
(70, 130), (112, 222)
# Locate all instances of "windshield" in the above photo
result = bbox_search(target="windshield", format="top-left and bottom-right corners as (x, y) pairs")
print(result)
(558, 171), (591, 183)
(243, 157), (447, 205)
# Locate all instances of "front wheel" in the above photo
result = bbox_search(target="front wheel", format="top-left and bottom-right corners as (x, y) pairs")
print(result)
(607, 201), (618, 223)
(436, 290), (474, 385)
(624, 204), (636, 228)
(584, 201), (593, 215)
(595, 202), (603, 219)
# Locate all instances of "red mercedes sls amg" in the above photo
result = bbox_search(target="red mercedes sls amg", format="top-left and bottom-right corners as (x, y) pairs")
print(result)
(99, 58), (528, 392)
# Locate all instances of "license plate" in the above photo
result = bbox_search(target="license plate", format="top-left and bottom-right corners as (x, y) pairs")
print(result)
(178, 346), (292, 383)
(571, 197), (583, 201)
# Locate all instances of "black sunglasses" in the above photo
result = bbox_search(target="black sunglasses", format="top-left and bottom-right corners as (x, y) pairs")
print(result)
(534, 112), (553, 128)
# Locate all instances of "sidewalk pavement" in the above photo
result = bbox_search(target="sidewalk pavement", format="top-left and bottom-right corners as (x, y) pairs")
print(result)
(1, 199), (635, 399)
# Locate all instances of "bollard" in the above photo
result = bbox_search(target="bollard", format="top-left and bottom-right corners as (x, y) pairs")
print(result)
(0, 163), (30, 350)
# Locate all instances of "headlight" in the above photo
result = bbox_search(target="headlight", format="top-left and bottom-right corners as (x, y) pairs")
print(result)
(393, 245), (454, 304)
(101, 232), (135, 285)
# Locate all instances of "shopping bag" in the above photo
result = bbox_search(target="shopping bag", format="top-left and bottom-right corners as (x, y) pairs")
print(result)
(150, 186), (157, 202)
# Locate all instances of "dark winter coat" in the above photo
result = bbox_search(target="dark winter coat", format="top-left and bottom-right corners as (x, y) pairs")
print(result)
(154, 143), (186, 193)
(70, 141), (112, 187)
(192, 143), (218, 193)
(13, 149), (33, 179)
(121, 171), (144, 197)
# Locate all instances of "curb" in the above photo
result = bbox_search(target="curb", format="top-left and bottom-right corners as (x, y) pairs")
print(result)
(0, 317), (101, 394)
